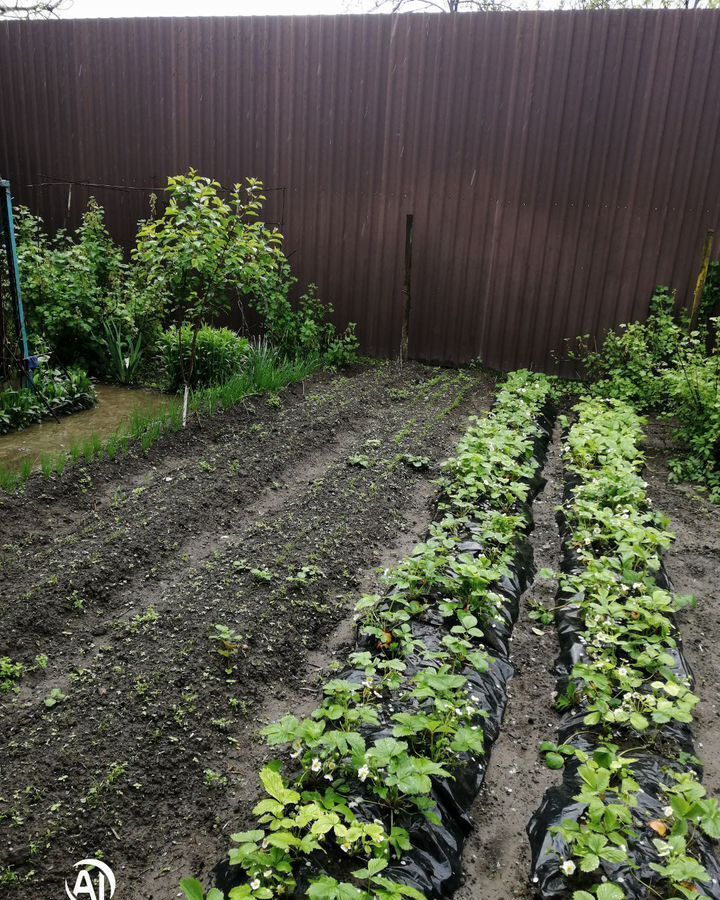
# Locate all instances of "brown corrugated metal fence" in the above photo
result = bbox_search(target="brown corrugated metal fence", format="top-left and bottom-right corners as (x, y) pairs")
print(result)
(1, 11), (719, 369)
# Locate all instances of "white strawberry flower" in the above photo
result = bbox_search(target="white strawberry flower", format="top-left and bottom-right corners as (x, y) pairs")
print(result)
(560, 860), (576, 876)
(358, 764), (370, 782)
(311, 757), (322, 772)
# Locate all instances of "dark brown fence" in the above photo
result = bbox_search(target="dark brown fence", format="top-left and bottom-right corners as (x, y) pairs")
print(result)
(1, 11), (719, 369)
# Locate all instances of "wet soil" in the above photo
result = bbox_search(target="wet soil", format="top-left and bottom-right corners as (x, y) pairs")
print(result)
(0, 384), (173, 474)
(0, 362), (497, 899)
(643, 420), (720, 797)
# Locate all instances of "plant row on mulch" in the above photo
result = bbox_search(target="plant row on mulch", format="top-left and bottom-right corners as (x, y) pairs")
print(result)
(528, 398), (720, 900)
(180, 369), (554, 900)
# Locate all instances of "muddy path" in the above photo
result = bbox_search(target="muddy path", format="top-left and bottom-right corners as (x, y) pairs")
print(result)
(643, 420), (720, 797)
(0, 362), (496, 899)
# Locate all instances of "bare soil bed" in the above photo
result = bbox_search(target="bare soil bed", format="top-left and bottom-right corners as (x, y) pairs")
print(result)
(0, 362), (496, 899)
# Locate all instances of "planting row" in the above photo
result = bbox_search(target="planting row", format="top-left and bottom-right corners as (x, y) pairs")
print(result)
(529, 398), (720, 900)
(180, 370), (554, 900)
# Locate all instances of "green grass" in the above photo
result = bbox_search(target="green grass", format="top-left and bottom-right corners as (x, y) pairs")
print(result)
(0, 344), (324, 495)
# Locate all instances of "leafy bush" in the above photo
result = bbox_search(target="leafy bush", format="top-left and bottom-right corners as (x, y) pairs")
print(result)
(575, 288), (686, 411)
(11, 199), (166, 377)
(664, 352), (720, 501)
(159, 325), (250, 391)
(260, 283), (359, 366)
(10, 174), (356, 403)
(15, 200), (124, 371)
(135, 173), (358, 400)
(134, 173), (287, 406)
(0, 367), (96, 434)
(569, 286), (720, 501)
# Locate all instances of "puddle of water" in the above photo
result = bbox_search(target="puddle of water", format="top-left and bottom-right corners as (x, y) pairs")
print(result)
(0, 384), (174, 473)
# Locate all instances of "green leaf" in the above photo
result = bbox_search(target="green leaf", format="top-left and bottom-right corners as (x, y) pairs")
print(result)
(702, 802), (720, 839)
(579, 852), (600, 872)
(629, 712), (649, 731)
(265, 832), (300, 850)
(229, 830), (263, 844)
(352, 857), (388, 879)
(597, 884), (626, 900)
(259, 766), (299, 806)
(179, 879), (206, 900)
(450, 726), (485, 755)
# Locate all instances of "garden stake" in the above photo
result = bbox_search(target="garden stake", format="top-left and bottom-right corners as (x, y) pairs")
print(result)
(400, 213), (413, 368)
(690, 228), (715, 331)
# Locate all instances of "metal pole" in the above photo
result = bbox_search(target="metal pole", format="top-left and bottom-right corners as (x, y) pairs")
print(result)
(0, 178), (32, 386)
(400, 213), (413, 366)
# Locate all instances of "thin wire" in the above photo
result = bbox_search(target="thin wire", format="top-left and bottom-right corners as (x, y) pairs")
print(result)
(29, 173), (287, 195)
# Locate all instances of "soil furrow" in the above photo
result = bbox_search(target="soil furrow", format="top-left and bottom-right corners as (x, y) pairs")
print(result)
(643, 420), (720, 797)
(0, 365), (462, 654)
(456, 425), (564, 900)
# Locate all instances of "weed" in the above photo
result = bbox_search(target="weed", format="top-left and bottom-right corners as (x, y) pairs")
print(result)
(347, 454), (371, 468)
(203, 769), (229, 789)
(250, 567), (274, 583)
(0, 657), (25, 693)
(44, 688), (67, 708)
(129, 606), (159, 631)
(397, 453), (430, 470)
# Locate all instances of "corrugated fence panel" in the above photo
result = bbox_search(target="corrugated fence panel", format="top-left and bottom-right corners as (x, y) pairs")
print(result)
(0, 11), (719, 369)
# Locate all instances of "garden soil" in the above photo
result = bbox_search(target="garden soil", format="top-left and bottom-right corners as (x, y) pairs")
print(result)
(0, 362), (496, 900)
(2, 379), (718, 900)
(642, 421), (720, 800)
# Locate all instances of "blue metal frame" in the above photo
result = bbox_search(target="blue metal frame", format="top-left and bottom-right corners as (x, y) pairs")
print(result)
(1, 178), (34, 387)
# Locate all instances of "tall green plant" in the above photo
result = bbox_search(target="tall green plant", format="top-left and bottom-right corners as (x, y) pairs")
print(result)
(101, 318), (144, 384)
(159, 325), (249, 390)
(15, 201), (118, 369)
(11, 198), (164, 376)
(134, 171), (286, 424)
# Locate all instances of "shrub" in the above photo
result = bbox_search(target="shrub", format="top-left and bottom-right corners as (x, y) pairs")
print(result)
(11, 199), (166, 377)
(259, 283), (359, 366)
(134, 172), (291, 421)
(134, 172), (358, 419)
(9, 175), (357, 405)
(664, 349), (720, 501)
(576, 288), (686, 411)
(15, 200), (124, 372)
(159, 325), (250, 391)
(569, 286), (720, 501)
(0, 367), (96, 434)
